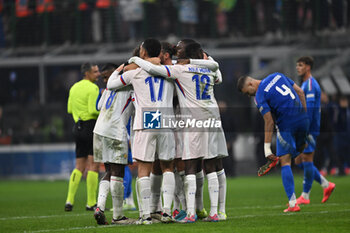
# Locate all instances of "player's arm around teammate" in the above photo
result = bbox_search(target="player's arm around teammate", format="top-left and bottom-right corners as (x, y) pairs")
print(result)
(128, 41), (221, 223)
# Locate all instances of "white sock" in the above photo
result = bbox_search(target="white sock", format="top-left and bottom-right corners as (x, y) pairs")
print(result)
(110, 176), (124, 220)
(207, 172), (219, 216)
(184, 174), (196, 216)
(320, 175), (329, 189)
(97, 180), (110, 211)
(137, 176), (151, 219)
(217, 169), (226, 213)
(175, 170), (186, 210)
(162, 172), (175, 215)
(289, 193), (297, 207)
(150, 173), (162, 213)
(195, 170), (204, 211)
(301, 192), (310, 200)
(135, 177), (143, 218)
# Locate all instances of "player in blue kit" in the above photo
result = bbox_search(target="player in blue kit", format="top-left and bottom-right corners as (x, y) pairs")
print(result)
(238, 72), (310, 212)
(294, 56), (335, 205)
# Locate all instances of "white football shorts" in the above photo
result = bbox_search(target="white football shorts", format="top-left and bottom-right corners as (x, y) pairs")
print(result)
(182, 129), (209, 160)
(132, 129), (175, 162)
(205, 126), (229, 160)
(93, 133), (128, 164)
(174, 129), (183, 159)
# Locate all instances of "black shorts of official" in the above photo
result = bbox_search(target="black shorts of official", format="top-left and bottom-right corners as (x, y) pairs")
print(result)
(73, 119), (96, 158)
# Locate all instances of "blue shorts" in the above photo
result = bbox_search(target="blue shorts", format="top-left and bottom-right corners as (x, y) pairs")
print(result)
(276, 119), (309, 158)
(303, 134), (318, 153)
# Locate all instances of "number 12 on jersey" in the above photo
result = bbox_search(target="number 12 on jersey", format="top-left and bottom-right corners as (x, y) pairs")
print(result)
(192, 74), (211, 100)
(145, 76), (164, 102)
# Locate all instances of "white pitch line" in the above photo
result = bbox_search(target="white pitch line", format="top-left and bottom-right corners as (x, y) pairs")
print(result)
(0, 213), (91, 221)
(227, 209), (350, 219)
(226, 202), (344, 210)
(1, 203), (345, 221)
(25, 225), (119, 233)
(24, 209), (350, 233)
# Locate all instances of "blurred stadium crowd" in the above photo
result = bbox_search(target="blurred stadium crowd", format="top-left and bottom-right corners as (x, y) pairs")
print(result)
(0, 0), (348, 47)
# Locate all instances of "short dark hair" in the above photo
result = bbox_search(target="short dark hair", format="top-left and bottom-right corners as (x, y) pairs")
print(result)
(132, 46), (140, 57)
(179, 38), (196, 46)
(297, 56), (314, 69)
(101, 63), (117, 72)
(141, 38), (161, 58)
(81, 62), (97, 75)
(161, 42), (176, 58)
(184, 42), (203, 59)
(237, 75), (249, 92)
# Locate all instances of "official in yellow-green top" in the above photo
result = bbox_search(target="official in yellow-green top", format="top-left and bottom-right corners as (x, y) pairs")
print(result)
(65, 62), (101, 212)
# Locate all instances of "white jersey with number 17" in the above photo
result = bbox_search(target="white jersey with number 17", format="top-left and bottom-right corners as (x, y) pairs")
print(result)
(107, 68), (175, 130)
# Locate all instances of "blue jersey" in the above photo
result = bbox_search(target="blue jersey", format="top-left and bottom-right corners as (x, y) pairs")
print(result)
(255, 72), (308, 130)
(301, 77), (321, 136)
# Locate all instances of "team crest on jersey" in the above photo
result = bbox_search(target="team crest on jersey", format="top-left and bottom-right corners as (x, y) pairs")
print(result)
(143, 110), (161, 129)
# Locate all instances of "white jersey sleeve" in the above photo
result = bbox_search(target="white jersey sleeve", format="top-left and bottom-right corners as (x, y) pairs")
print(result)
(130, 57), (218, 79)
(107, 69), (135, 90)
(207, 56), (222, 84)
(93, 87), (134, 140)
(189, 59), (219, 71)
(97, 89), (108, 111)
(129, 57), (172, 79)
(214, 69), (223, 84)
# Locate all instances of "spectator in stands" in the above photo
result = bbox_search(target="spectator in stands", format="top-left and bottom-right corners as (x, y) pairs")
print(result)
(119, 0), (143, 42)
(283, 0), (298, 34)
(141, 0), (160, 38)
(197, 0), (216, 38)
(0, 0), (4, 48)
(331, 0), (346, 31)
(15, 0), (35, 46)
(178, 0), (198, 37)
(95, 0), (115, 43)
(315, 92), (336, 176)
(76, 0), (93, 44)
(64, 62), (101, 212)
(333, 95), (350, 175)
(36, 0), (55, 45)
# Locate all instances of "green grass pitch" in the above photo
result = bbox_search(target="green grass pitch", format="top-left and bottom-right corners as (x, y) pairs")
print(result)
(0, 175), (349, 233)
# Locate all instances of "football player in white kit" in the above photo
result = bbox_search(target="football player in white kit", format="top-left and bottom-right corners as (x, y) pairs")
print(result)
(107, 39), (176, 225)
(93, 63), (135, 225)
(148, 42), (179, 222)
(128, 41), (221, 223)
(175, 39), (207, 221)
(202, 52), (229, 221)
